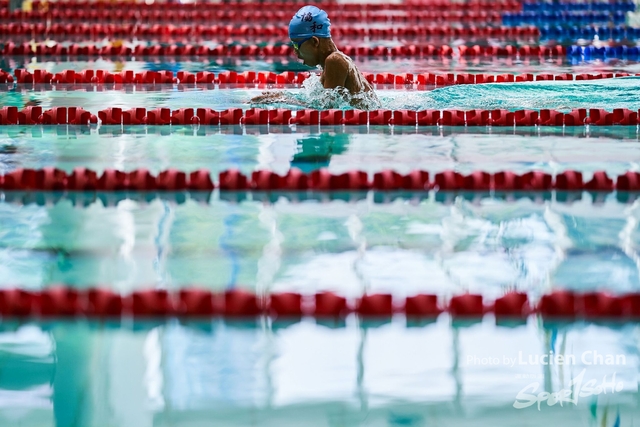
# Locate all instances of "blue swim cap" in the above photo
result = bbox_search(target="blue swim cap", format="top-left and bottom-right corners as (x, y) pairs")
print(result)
(289, 5), (331, 40)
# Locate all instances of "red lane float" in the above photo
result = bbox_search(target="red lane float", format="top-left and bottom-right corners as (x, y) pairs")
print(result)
(449, 294), (485, 318)
(616, 172), (640, 192)
(269, 292), (303, 318)
(581, 292), (624, 318)
(129, 289), (174, 316)
(494, 292), (530, 318)
(0, 289), (37, 317)
(0, 70), (13, 83)
(357, 294), (394, 317)
(86, 289), (123, 317)
(0, 106), (97, 125)
(224, 289), (262, 317)
(39, 287), (82, 316)
(536, 290), (630, 319)
(251, 169), (309, 191)
(309, 169), (369, 191)
(0, 168), (635, 193)
(538, 290), (579, 318)
(405, 294), (442, 318)
(538, 290), (628, 319)
(2, 42), (571, 58)
(0, 288), (638, 321)
(372, 170), (430, 191)
(7, 69), (634, 88)
(314, 292), (349, 318)
(177, 289), (218, 317)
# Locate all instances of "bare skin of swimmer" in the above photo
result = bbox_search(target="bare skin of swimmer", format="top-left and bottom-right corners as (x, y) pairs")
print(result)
(251, 37), (379, 109)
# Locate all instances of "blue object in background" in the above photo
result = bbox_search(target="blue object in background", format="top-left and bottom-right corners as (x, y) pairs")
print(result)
(523, 1), (636, 13)
(567, 44), (640, 59)
(539, 25), (640, 42)
(567, 45), (583, 57)
(503, 10), (630, 26)
(595, 26), (610, 39)
(605, 45), (623, 58)
(578, 26), (593, 39)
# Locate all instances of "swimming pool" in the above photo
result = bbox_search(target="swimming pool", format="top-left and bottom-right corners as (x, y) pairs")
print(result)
(1, 0), (640, 426)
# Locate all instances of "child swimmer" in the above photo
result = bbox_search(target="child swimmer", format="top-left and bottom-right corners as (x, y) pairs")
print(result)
(250, 5), (380, 110)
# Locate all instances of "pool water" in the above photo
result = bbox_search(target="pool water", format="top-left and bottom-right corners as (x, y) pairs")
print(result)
(2, 16), (640, 427)
(3, 72), (640, 112)
(0, 317), (637, 426)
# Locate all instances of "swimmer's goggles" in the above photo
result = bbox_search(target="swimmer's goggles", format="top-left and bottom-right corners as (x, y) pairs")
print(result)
(291, 37), (313, 52)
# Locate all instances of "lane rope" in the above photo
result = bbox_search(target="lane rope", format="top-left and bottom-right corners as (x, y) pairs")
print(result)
(1, 10), (507, 24)
(1, 106), (639, 127)
(3, 69), (636, 87)
(0, 42), (575, 57)
(0, 23), (541, 39)
(3, 43), (638, 58)
(1, 167), (639, 193)
(0, 288), (638, 321)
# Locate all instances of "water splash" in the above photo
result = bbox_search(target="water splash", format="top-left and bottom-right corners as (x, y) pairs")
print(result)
(250, 73), (381, 110)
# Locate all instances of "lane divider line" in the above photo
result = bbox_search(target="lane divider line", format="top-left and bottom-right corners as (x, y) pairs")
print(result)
(1, 106), (639, 127)
(1, 167), (638, 193)
(3, 69), (637, 87)
(0, 288), (637, 321)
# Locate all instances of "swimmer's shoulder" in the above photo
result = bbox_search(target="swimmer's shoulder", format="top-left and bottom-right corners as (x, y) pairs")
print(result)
(325, 51), (352, 70)
(322, 52), (352, 88)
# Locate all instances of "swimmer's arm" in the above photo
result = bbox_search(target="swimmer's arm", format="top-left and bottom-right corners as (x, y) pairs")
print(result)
(321, 54), (348, 89)
(249, 91), (306, 107)
(250, 91), (285, 104)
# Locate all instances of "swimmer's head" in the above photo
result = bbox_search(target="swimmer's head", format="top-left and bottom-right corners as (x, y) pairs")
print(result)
(289, 5), (332, 67)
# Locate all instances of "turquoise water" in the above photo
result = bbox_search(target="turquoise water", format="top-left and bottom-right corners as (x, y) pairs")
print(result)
(2, 75), (640, 112)
(1, 125), (639, 175)
(1, 58), (640, 426)
(0, 318), (637, 426)
(1, 192), (640, 292)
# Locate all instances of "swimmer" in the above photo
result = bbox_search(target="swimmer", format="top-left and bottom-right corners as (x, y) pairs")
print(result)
(250, 5), (380, 110)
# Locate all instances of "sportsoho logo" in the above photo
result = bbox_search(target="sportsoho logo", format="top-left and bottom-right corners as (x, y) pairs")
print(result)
(513, 368), (624, 410)
(512, 351), (626, 410)
(467, 350), (628, 410)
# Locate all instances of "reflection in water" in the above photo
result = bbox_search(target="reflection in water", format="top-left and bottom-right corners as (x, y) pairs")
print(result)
(1, 193), (640, 293)
(51, 323), (92, 427)
(0, 319), (637, 427)
(0, 126), (637, 180)
(290, 132), (350, 173)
